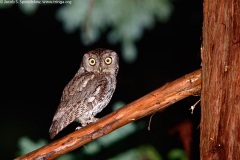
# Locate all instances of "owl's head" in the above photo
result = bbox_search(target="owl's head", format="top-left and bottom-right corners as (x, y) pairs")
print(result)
(81, 48), (119, 75)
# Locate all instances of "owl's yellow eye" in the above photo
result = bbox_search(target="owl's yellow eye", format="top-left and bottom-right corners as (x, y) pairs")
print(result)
(89, 58), (96, 66)
(105, 57), (112, 65)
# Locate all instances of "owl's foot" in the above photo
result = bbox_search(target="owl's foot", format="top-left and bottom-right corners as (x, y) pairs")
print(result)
(75, 117), (99, 130)
(75, 121), (87, 130)
(75, 118), (98, 130)
(75, 126), (82, 130)
(90, 117), (99, 123)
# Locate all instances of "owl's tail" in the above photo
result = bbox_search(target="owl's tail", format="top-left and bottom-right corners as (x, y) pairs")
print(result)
(49, 120), (60, 139)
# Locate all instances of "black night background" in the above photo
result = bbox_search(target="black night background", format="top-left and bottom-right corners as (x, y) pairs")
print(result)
(1, 0), (202, 159)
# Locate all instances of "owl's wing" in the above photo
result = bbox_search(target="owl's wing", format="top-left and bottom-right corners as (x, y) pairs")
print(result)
(49, 73), (115, 139)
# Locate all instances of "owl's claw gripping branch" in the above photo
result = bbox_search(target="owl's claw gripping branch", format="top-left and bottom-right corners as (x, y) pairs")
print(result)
(15, 69), (201, 160)
(75, 126), (81, 130)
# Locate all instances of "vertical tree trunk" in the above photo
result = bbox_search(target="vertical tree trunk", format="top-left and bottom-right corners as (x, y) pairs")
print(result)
(200, 0), (240, 159)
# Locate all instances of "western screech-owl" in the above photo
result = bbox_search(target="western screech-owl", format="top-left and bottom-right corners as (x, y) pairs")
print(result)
(49, 48), (119, 139)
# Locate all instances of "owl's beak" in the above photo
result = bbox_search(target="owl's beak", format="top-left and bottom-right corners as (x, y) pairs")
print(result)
(99, 67), (103, 72)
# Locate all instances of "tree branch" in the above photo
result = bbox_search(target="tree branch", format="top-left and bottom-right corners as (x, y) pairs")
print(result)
(15, 69), (201, 160)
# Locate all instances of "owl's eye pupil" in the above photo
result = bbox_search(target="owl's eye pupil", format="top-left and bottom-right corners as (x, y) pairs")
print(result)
(89, 58), (96, 66)
(105, 57), (112, 65)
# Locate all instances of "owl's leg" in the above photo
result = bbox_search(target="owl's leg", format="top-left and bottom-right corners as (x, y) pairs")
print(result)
(75, 116), (99, 130)
(75, 123), (87, 130)
(89, 116), (99, 123)
(75, 117), (88, 130)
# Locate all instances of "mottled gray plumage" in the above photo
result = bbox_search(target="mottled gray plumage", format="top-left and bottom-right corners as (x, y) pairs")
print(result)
(49, 48), (119, 139)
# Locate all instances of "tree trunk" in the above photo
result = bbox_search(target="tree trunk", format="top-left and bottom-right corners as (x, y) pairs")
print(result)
(200, 0), (240, 159)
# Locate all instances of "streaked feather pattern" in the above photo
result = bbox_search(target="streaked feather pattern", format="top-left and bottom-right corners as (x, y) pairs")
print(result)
(49, 49), (118, 139)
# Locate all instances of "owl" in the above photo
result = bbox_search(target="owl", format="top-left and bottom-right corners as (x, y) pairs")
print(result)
(49, 48), (119, 139)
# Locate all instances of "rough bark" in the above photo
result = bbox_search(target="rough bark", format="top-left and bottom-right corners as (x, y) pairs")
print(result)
(15, 69), (201, 160)
(200, 0), (240, 159)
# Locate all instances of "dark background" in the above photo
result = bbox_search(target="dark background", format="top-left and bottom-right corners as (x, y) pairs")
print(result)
(1, 0), (202, 159)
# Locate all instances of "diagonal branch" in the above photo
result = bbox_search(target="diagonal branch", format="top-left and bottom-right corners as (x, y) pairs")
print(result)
(15, 69), (201, 160)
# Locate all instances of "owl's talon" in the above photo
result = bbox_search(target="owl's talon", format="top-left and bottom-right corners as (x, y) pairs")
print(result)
(75, 126), (82, 130)
(91, 117), (99, 123)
